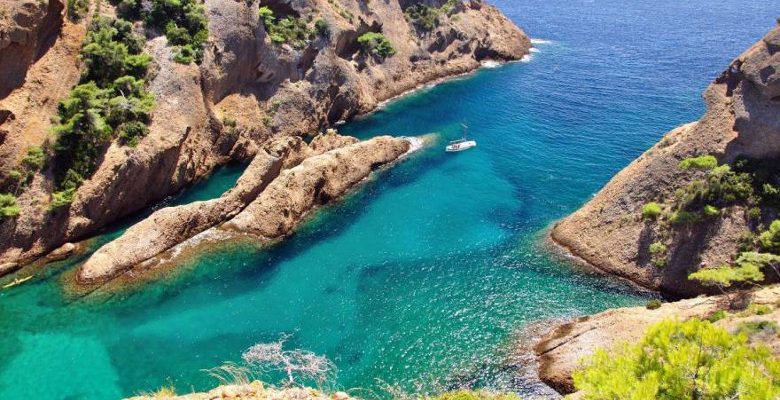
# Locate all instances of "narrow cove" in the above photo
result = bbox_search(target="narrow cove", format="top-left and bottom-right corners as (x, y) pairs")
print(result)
(2, 0), (777, 398)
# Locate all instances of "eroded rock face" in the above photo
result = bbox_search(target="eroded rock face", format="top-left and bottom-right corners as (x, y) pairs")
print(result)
(77, 134), (411, 285)
(550, 27), (780, 297)
(534, 286), (780, 395)
(0, 0), (529, 271)
(77, 150), (283, 284)
(0, 0), (64, 98)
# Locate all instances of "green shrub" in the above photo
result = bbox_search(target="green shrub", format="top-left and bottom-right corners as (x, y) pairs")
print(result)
(172, 44), (195, 64)
(53, 17), (153, 191)
(674, 165), (753, 212)
(427, 390), (521, 400)
(703, 204), (720, 217)
(357, 32), (396, 59)
(649, 242), (667, 255)
(50, 189), (77, 210)
(7, 170), (23, 182)
(741, 303), (772, 316)
(641, 202), (662, 220)
(689, 252), (780, 288)
(67, 0), (89, 21)
(405, 4), (440, 32)
(679, 155), (718, 170)
(737, 320), (779, 336)
(21, 146), (45, 170)
(314, 18), (329, 37)
(748, 206), (762, 221)
(670, 210), (700, 225)
(258, 6), (313, 49)
(707, 310), (727, 322)
(758, 220), (780, 253)
(0, 193), (20, 219)
(645, 299), (662, 310)
(117, 120), (149, 146)
(573, 319), (780, 399)
(117, 0), (209, 64)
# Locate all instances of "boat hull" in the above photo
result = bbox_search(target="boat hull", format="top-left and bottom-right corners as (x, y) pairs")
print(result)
(445, 141), (477, 152)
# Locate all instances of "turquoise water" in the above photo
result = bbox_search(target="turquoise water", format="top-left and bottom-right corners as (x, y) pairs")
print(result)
(2, 1), (779, 398)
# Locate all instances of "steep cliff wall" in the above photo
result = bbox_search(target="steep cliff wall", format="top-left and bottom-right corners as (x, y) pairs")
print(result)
(0, 0), (530, 270)
(551, 26), (780, 298)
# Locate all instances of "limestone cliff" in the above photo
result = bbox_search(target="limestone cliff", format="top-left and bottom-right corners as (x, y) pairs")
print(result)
(551, 26), (780, 298)
(0, 0), (530, 271)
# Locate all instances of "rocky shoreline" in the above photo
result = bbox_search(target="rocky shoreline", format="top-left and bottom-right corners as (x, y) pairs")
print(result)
(0, 0), (531, 272)
(75, 132), (421, 289)
(534, 25), (780, 396)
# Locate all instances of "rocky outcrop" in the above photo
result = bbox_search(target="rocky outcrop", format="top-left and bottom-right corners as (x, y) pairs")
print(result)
(534, 286), (780, 395)
(550, 26), (780, 297)
(0, 0), (65, 98)
(77, 134), (412, 286)
(128, 381), (357, 400)
(221, 136), (409, 238)
(76, 150), (283, 285)
(0, 0), (529, 272)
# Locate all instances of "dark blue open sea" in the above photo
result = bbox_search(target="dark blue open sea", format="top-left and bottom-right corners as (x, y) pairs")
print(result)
(0, 1), (778, 398)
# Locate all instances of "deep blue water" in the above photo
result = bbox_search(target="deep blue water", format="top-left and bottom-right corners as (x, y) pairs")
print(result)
(0, 1), (778, 399)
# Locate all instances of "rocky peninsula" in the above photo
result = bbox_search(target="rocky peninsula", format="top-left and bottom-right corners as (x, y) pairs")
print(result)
(536, 25), (780, 396)
(551, 26), (780, 298)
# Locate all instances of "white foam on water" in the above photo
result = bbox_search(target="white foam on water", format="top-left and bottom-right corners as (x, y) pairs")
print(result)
(480, 60), (501, 68)
(529, 47), (540, 53)
(530, 38), (553, 44)
(401, 136), (426, 155)
(520, 54), (534, 63)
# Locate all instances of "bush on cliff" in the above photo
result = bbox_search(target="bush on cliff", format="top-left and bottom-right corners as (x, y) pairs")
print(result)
(0, 193), (20, 219)
(358, 32), (396, 59)
(641, 202), (662, 220)
(52, 17), (154, 202)
(679, 155), (718, 170)
(573, 318), (780, 400)
(688, 252), (780, 289)
(258, 6), (315, 49)
(759, 220), (780, 253)
(116, 0), (209, 64)
(67, 0), (89, 21)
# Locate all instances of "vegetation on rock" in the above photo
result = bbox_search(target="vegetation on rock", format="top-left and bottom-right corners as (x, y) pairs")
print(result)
(258, 6), (317, 49)
(357, 32), (396, 59)
(641, 202), (662, 220)
(759, 220), (780, 253)
(678, 155), (718, 170)
(116, 0), (209, 64)
(0, 193), (20, 219)
(67, 0), (89, 21)
(573, 318), (780, 400)
(51, 17), (154, 207)
(689, 252), (779, 290)
(404, 0), (460, 33)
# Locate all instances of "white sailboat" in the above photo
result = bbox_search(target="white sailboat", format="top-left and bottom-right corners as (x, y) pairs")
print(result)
(445, 124), (477, 152)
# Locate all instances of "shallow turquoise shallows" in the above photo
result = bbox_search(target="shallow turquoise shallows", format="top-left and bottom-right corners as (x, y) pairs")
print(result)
(1, 1), (778, 398)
